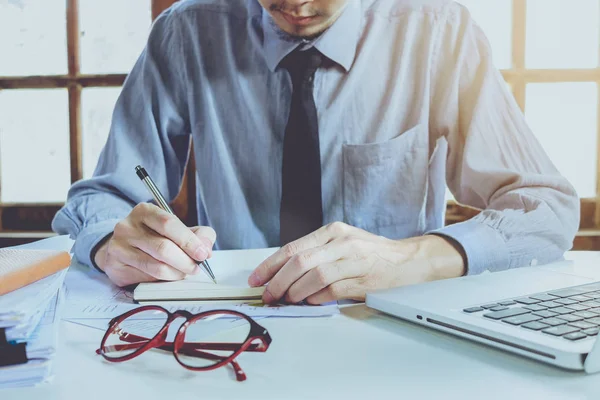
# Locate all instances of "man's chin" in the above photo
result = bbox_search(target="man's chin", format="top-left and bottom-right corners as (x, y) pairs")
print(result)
(280, 24), (328, 40)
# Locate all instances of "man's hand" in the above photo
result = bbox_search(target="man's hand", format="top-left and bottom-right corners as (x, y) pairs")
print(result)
(248, 222), (466, 305)
(94, 203), (216, 287)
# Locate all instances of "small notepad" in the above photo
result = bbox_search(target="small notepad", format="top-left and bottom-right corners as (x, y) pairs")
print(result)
(0, 249), (71, 296)
(132, 247), (279, 304)
(133, 281), (265, 303)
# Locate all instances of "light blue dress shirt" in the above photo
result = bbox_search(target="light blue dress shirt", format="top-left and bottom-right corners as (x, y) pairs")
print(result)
(52, 0), (579, 276)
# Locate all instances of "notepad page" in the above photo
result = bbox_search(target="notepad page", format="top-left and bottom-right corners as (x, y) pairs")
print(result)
(133, 247), (278, 302)
(0, 249), (65, 278)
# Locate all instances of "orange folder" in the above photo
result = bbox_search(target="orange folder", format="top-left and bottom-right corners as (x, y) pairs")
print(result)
(0, 249), (71, 296)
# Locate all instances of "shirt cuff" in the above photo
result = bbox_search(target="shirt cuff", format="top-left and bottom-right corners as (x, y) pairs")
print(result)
(428, 219), (510, 276)
(72, 219), (121, 272)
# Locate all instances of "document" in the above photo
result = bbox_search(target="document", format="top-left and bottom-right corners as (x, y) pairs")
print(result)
(64, 301), (339, 320)
(0, 269), (68, 327)
(0, 248), (71, 296)
(63, 247), (339, 326)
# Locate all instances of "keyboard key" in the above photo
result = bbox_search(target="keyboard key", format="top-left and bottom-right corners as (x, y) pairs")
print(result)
(539, 301), (563, 308)
(555, 298), (578, 305)
(564, 304), (590, 312)
(585, 317), (600, 325)
(563, 332), (587, 341)
(548, 288), (589, 298)
(464, 307), (484, 313)
(578, 284), (600, 292)
(568, 321), (597, 330)
(542, 325), (580, 336)
(532, 310), (558, 318)
(570, 295), (595, 302)
(499, 301), (517, 306)
(530, 294), (559, 302)
(551, 307), (576, 315)
(572, 311), (598, 319)
(541, 317), (567, 326)
(502, 314), (542, 326)
(581, 300), (600, 308)
(481, 304), (500, 309)
(483, 308), (531, 320)
(556, 314), (583, 323)
(521, 321), (550, 331)
(588, 308), (600, 315)
(490, 306), (508, 312)
(524, 304), (547, 312)
(583, 327), (600, 336)
(514, 298), (540, 305)
(583, 292), (600, 300)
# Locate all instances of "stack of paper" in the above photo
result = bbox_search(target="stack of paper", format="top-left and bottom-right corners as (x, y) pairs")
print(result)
(0, 241), (71, 388)
(0, 289), (65, 388)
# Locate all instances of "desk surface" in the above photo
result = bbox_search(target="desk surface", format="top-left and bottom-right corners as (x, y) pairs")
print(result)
(4, 246), (600, 399)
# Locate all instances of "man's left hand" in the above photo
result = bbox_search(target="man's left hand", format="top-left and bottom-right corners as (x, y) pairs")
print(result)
(248, 222), (466, 305)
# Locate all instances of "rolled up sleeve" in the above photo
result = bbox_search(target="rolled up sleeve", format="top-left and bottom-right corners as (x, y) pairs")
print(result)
(429, 5), (580, 275)
(52, 7), (192, 269)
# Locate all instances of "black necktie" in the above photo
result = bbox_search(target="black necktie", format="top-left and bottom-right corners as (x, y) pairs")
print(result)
(279, 47), (324, 245)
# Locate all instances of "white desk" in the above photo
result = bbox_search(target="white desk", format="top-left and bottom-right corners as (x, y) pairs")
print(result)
(4, 244), (600, 399)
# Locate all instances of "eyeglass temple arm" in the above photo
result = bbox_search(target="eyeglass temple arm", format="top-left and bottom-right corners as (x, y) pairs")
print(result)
(117, 332), (270, 352)
(98, 340), (268, 356)
(95, 341), (247, 381)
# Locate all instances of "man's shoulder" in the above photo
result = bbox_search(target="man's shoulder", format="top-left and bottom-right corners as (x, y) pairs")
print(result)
(168, 0), (257, 20)
(364, 0), (464, 18)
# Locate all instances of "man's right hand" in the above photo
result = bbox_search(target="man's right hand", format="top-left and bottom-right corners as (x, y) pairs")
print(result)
(94, 203), (216, 287)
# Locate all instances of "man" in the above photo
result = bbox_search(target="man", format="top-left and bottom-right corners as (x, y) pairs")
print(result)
(52, 0), (579, 306)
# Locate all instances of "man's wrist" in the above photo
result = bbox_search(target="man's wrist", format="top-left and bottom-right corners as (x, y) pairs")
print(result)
(90, 233), (113, 273)
(413, 235), (467, 281)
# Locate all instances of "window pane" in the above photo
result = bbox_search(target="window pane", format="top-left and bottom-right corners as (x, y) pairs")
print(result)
(457, 0), (513, 69)
(0, 89), (70, 204)
(0, 0), (67, 76)
(81, 87), (122, 179)
(525, 83), (598, 198)
(79, 0), (152, 74)
(526, 0), (600, 69)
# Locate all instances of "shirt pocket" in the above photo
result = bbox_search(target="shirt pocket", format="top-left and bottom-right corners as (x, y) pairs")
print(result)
(342, 124), (429, 238)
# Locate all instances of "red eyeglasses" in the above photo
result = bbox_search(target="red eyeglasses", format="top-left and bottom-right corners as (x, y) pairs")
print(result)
(96, 305), (272, 381)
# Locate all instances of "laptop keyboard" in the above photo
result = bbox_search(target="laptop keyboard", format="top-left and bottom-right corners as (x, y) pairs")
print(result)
(463, 282), (600, 341)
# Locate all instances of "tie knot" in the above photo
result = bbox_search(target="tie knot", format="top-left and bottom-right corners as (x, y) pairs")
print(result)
(282, 47), (323, 83)
(306, 49), (323, 69)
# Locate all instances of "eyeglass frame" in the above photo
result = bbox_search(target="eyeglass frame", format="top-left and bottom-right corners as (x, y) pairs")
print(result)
(95, 305), (272, 381)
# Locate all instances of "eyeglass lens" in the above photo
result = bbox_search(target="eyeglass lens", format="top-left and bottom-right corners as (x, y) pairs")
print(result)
(175, 313), (252, 368)
(103, 308), (169, 359)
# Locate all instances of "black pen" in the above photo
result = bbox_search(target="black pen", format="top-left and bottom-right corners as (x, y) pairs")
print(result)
(135, 165), (217, 284)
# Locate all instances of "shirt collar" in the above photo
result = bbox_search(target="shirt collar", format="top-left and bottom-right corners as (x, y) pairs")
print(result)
(262, 1), (361, 73)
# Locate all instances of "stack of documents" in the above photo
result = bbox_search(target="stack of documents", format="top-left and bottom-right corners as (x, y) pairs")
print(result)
(0, 245), (70, 388)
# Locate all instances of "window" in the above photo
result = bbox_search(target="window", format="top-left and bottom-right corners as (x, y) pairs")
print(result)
(0, 0), (162, 235)
(0, 0), (598, 247)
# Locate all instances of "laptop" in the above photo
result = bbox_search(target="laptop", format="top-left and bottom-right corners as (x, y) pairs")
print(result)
(365, 259), (600, 372)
